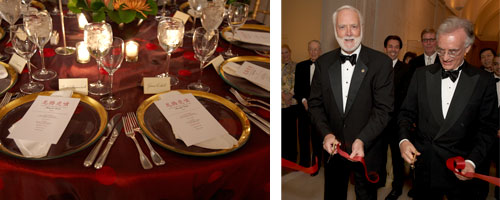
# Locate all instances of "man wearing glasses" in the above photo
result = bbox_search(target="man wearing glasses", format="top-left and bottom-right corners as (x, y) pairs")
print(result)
(410, 28), (441, 70)
(398, 17), (498, 199)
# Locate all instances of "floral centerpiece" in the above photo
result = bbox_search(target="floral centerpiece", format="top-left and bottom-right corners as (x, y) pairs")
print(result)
(68, 0), (158, 24)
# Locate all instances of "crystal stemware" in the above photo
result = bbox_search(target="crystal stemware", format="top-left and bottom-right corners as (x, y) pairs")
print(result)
(100, 37), (124, 110)
(188, 27), (218, 92)
(222, 2), (248, 58)
(0, 0), (22, 55)
(201, 2), (225, 33)
(185, 0), (207, 37)
(11, 24), (44, 94)
(155, 0), (170, 20)
(24, 11), (58, 81)
(84, 22), (113, 95)
(157, 17), (184, 86)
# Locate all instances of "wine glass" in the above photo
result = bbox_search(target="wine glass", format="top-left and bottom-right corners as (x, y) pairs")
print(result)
(188, 27), (218, 92)
(157, 17), (184, 86)
(24, 11), (57, 81)
(222, 2), (248, 58)
(11, 24), (44, 94)
(84, 22), (113, 95)
(100, 37), (124, 110)
(201, 2), (225, 33)
(155, 0), (170, 20)
(185, 0), (207, 37)
(0, 0), (22, 54)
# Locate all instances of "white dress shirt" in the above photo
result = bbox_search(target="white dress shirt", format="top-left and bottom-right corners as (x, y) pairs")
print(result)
(341, 46), (362, 112)
(309, 63), (315, 85)
(424, 52), (437, 66)
(495, 74), (500, 107)
(392, 59), (397, 68)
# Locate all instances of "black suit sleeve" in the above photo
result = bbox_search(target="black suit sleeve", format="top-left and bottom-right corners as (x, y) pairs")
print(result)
(398, 68), (419, 141)
(293, 62), (306, 105)
(308, 61), (332, 137)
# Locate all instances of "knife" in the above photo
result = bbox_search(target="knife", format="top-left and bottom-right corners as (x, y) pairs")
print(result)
(94, 118), (124, 169)
(83, 113), (122, 167)
(235, 101), (269, 128)
(225, 96), (270, 134)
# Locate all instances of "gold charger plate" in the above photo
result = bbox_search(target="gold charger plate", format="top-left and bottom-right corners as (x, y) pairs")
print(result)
(0, 91), (108, 160)
(0, 27), (4, 41)
(136, 90), (251, 156)
(221, 24), (270, 54)
(219, 56), (270, 98)
(0, 62), (18, 96)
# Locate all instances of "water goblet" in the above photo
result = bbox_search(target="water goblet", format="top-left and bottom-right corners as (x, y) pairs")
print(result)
(157, 17), (184, 86)
(0, 0), (22, 55)
(201, 2), (225, 33)
(185, 0), (207, 37)
(84, 22), (113, 95)
(24, 11), (58, 81)
(100, 37), (124, 110)
(11, 24), (44, 94)
(155, 0), (171, 20)
(188, 27), (218, 92)
(222, 2), (248, 58)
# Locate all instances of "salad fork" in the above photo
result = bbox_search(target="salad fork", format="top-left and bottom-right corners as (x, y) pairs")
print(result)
(229, 88), (269, 111)
(127, 112), (165, 166)
(122, 115), (153, 170)
(0, 92), (13, 108)
(230, 88), (270, 107)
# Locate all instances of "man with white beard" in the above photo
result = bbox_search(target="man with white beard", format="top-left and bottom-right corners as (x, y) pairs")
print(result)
(309, 5), (394, 200)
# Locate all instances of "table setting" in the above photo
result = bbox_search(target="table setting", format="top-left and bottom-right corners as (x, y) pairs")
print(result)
(0, 0), (270, 199)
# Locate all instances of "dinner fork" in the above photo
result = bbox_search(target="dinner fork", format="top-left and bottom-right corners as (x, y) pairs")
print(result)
(127, 112), (165, 166)
(230, 88), (270, 107)
(229, 88), (269, 111)
(0, 92), (13, 108)
(122, 115), (153, 170)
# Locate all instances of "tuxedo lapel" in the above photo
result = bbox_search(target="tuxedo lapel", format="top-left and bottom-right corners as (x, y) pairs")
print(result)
(328, 53), (344, 116)
(435, 64), (478, 139)
(345, 58), (368, 115)
(426, 65), (444, 125)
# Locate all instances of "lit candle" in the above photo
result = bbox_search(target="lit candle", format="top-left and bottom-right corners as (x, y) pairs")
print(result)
(125, 41), (139, 62)
(76, 41), (90, 64)
(77, 13), (88, 30)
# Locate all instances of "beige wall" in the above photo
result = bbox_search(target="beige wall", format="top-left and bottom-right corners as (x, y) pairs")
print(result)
(281, 0), (322, 63)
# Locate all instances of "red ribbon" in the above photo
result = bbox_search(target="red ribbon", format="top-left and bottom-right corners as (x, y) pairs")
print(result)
(446, 156), (500, 187)
(335, 144), (380, 183)
(281, 157), (318, 175)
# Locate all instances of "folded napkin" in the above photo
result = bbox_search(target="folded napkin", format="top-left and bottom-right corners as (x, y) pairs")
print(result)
(222, 61), (270, 91)
(11, 90), (73, 158)
(223, 30), (270, 46)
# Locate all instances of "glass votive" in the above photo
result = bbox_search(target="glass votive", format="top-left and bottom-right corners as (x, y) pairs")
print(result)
(76, 41), (90, 64)
(125, 41), (139, 62)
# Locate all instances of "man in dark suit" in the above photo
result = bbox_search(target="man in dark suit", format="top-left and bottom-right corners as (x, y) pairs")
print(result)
(309, 5), (394, 200)
(382, 35), (411, 200)
(294, 40), (322, 172)
(398, 17), (498, 199)
(409, 28), (441, 70)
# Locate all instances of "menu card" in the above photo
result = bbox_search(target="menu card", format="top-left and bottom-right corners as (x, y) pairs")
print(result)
(8, 95), (80, 144)
(223, 61), (270, 91)
(224, 30), (270, 46)
(154, 92), (236, 148)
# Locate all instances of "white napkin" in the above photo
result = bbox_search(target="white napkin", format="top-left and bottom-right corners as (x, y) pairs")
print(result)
(11, 90), (73, 158)
(0, 64), (8, 79)
(158, 91), (238, 149)
(223, 30), (270, 46)
(222, 61), (270, 91)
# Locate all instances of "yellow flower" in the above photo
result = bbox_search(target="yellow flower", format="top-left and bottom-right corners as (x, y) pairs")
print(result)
(113, 0), (151, 18)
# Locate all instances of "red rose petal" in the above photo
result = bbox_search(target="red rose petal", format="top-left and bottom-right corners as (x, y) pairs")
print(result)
(95, 166), (116, 185)
(42, 48), (56, 57)
(5, 42), (12, 47)
(207, 171), (223, 183)
(183, 51), (196, 61)
(112, 47), (122, 55)
(22, 68), (29, 74)
(99, 67), (109, 75)
(178, 69), (191, 76)
(255, 109), (270, 119)
(216, 47), (224, 53)
(145, 43), (158, 50)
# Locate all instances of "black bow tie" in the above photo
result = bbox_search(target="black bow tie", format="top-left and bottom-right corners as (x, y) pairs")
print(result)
(495, 78), (500, 83)
(340, 54), (357, 65)
(441, 67), (462, 82)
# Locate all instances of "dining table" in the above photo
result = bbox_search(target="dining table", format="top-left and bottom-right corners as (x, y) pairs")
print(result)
(0, 2), (270, 199)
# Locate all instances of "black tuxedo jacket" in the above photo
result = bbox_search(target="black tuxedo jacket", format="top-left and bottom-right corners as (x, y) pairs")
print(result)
(409, 53), (441, 69)
(309, 45), (394, 172)
(294, 59), (313, 108)
(398, 62), (498, 189)
(393, 60), (411, 112)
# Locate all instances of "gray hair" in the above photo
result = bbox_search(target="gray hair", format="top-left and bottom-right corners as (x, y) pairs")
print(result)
(332, 5), (364, 30)
(308, 40), (321, 49)
(437, 17), (475, 47)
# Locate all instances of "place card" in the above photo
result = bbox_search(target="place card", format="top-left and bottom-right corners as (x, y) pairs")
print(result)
(236, 61), (270, 91)
(59, 78), (88, 95)
(8, 95), (80, 144)
(173, 11), (191, 25)
(234, 30), (270, 46)
(143, 77), (170, 94)
(8, 53), (27, 74)
(205, 55), (225, 73)
(154, 93), (227, 147)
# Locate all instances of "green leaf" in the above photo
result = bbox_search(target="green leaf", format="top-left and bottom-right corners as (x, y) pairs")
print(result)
(92, 10), (106, 22)
(118, 10), (136, 24)
(142, 0), (158, 16)
(90, 1), (105, 11)
(67, 0), (82, 13)
(107, 10), (123, 24)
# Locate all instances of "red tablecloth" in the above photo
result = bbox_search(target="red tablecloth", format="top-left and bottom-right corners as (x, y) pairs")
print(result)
(0, 6), (269, 200)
